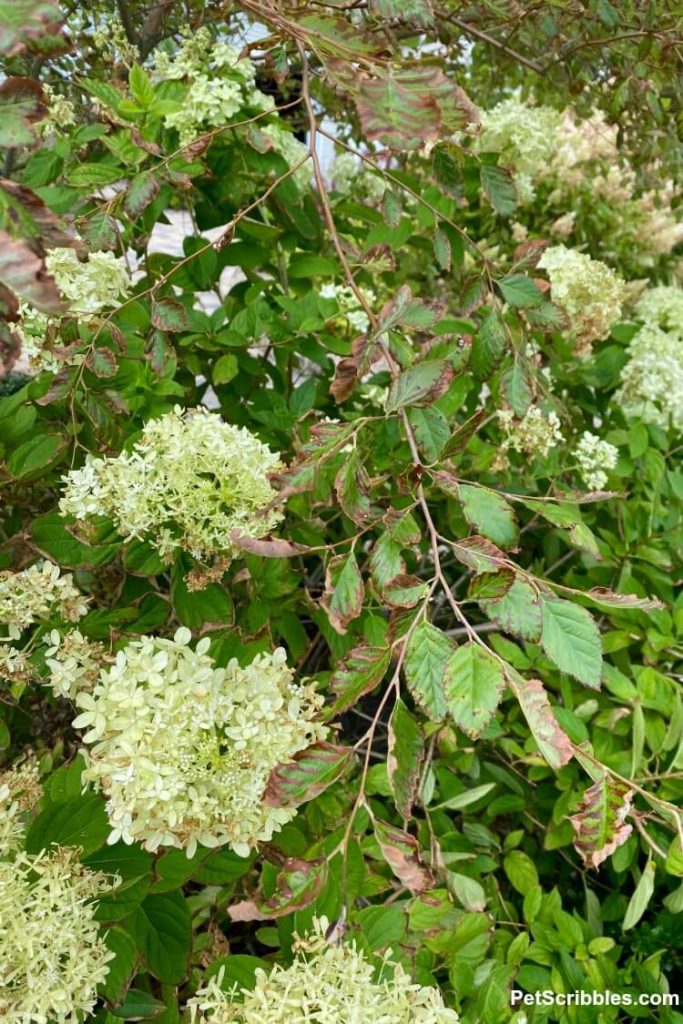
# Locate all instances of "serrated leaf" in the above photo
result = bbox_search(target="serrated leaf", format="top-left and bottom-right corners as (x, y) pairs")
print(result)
(541, 597), (602, 688)
(322, 551), (364, 634)
(583, 587), (664, 612)
(498, 275), (543, 308)
(67, 162), (123, 186)
(481, 579), (541, 641)
(444, 642), (505, 738)
(264, 742), (355, 808)
(509, 676), (573, 769)
(387, 698), (424, 820)
(408, 406), (450, 462)
(151, 297), (189, 332)
(467, 569), (516, 602)
(385, 359), (453, 412)
(329, 644), (391, 716)
(432, 141), (462, 194)
(374, 818), (434, 892)
(452, 535), (508, 574)
(570, 776), (633, 869)
(480, 163), (517, 216)
(100, 927), (138, 1003)
(383, 573), (429, 608)
(500, 362), (533, 417)
(258, 857), (328, 918)
(470, 309), (506, 380)
(458, 483), (519, 549)
(404, 621), (452, 721)
(125, 171), (160, 218)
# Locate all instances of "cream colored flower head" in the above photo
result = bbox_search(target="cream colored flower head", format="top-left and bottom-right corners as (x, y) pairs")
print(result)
(537, 245), (627, 347)
(72, 629), (327, 857)
(59, 406), (284, 565)
(188, 917), (458, 1024)
(0, 763), (114, 1024)
(0, 561), (88, 640)
(45, 247), (131, 315)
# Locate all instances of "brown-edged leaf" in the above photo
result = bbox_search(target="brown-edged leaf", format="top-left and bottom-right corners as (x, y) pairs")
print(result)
(229, 532), (309, 558)
(328, 644), (391, 717)
(507, 675), (573, 770)
(321, 551), (364, 634)
(264, 742), (355, 809)
(0, 229), (63, 312)
(374, 819), (434, 892)
(570, 777), (633, 869)
(151, 297), (189, 332)
(387, 699), (424, 821)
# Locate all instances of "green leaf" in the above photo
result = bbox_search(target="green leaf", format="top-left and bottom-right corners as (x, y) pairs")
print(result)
(288, 253), (337, 277)
(25, 793), (109, 857)
(432, 142), (462, 194)
(151, 297), (189, 332)
(368, 0), (434, 26)
(33, 513), (120, 568)
(0, 0), (61, 55)
(457, 484), (519, 549)
(470, 310), (506, 380)
(213, 352), (239, 386)
(448, 872), (487, 911)
(387, 698), (424, 820)
(500, 362), (532, 416)
(504, 850), (539, 895)
(323, 552), (364, 634)
(444, 642), (505, 738)
(109, 989), (166, 1019)
(129, 64), (155, 107)
(335, 449), (372, 525)
(407, 406), (450, 462)
(7, 431), (65, 478)
(67, 162), (123, 186)
(128, 892), (192, 984)
(125, 171), (160, 218)
(498, 274), (543, 308)
(100, 927), (138, 1003)
(480, 163), (517, 216)
(480, 579), (541, 641)
(541, 597), (603, 688)
(570, 777), (633, 868)
(385, 359), (453, 412)
(467, 569), (515, 602)
(623, 860), (656, 930)
(404, 622), (452, 722)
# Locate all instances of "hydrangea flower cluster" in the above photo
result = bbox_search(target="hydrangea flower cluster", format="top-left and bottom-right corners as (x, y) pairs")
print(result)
(44, 629), (107, 701)
(71, 630), (326, 857)
(319, 283), (377, 334)
(478, 96), (562, 203)
(188, 917), (459, 1024)
(0, 762), (114, 1024)
(574, 431), (619, 490)
(0, 561), (88, 640)
(59, 406), (284, 563)
(37, 84), (77, 137)
(498, 406), (564, 460)
(537, 245), (627, 349)
(17, 247), (130, 373)
(615, 285), (683, 431)
(330, 152), (387, 203)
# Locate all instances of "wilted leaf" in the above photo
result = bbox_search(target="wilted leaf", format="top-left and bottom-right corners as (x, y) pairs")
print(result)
(583, 587), (665, 612)
(258, 857), (328, 918)
(0, 229), (63, 312)
(125, 171), (160, 218)
(570, 777), (633, 869)
(329, 644), (391, 716)
(0, 77), (46, 147)
(467, 569), (516, 602)
(229, 532), (309, 558)
(508, 675), (573, 770)
(335, 449), (373, 524)
(452, 535), (508, 574)
(374, 819), (434, 892)
(322, 551), (364, 634)
(151, 297), (189, 332)
(387, 699), (424, 820)
(385, 359), (453, 412)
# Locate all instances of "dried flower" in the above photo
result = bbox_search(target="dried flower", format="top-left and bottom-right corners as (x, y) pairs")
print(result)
(59, 406), (283, 563)
(72, 630), (327, 857)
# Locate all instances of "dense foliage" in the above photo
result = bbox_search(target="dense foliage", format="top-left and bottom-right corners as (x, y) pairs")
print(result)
(1, 2), (683, 1022)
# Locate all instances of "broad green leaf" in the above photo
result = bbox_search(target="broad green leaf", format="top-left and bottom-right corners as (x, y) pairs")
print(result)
(541, 597), (603, 688)
(480, 579), (541, 641)
(498, 274), (543, 308)
(387, 698), (424, 820)
(125, 171), (160, 218)
(457, 483), (519, 549)
(504, 850), (539, 895)
(33, 513), (120, 568)
(67, 162), (123, 186)
(25, 792), (109, 857)
(100, 927), (138, 1003)
(128, 892), (192, 984)
(480, 163), (517, 216)
(408, 406), (450, 462)
(470, 310), (506, 380)
(385, 359), (453, 412)
(570, 776), (633, 868)
(109, 989), (165, 1019)
(444, 642), (505, 738)
(448, 871), (487, 911)
(404, 622), (452, 721)
(500, 361), (532, 416)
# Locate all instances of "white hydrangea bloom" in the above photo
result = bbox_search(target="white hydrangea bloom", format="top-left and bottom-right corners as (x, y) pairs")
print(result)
(45, 248), (131, 314)
(574, 431), (618, 490)
(59, 406), (284, 563)
(44, 629), (107, 701)
(537, 245), (627, 348)
(260, 122), (310, 187)
(0, 561), (88, 640)
(72, 630), (327, 857)
(615, 287), (683, 431)
(330, 152), (386, 203)
(0, 763), (114, 1024)
(551, 108), (619, 186)
(320, 283), (377, 334)
(478, 97), (562, 202)
(188, 917), (458, 1024)
(498, 406), (564, 459)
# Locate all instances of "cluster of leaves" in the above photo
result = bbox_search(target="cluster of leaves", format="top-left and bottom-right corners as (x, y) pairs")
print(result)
(1, 2), (683, 1023)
